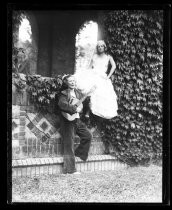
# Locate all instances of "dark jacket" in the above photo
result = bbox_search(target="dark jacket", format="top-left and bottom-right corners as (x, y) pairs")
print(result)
(58, 89), (84, 115)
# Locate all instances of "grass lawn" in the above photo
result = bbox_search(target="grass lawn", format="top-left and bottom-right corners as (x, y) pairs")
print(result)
(12, 164), (162, 203)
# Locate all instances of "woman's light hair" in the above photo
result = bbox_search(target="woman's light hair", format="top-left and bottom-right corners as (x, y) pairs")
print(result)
(62, 74), (75, 83)
(96, 40), (107, 52)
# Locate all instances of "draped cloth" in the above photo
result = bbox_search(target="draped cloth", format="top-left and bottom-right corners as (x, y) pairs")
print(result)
(74, 54), (118, 119)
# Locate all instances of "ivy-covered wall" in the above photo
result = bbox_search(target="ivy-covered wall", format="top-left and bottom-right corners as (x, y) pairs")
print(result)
(12, 10), (163, 165)
(95, 10), (163, 165)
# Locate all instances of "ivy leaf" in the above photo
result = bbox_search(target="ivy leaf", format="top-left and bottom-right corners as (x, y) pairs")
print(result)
(147, 78), (152, 84)
(138, 114), (143, 118)
(137, 79), (143, 86)
(38, 96), (44, 102)
(32, 92), (37, 96)
(137, 96), (142, 101)
(136, 124), (140, 129)
(131, 123), (136, 129)
(149, 110), (155, 115)
(138, 73), (143, 79)
(130, 132), (135, 137)
(125, 75), (130, 80)
(139, 32), (144, 38)
(50, 93), (55, 99)
(125, 61), (130, 67)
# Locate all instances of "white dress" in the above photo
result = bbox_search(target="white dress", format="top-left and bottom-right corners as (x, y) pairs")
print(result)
(74, 54), (118, 119)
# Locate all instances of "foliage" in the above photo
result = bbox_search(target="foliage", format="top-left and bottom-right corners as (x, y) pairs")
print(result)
(12, 10), (37, 75)
(26, 75), (63, 113)
(12, 72), (26, 91)
(12, 11), (26, 73)
(96, 10), (163, 165)
(12, 11), (62, 113)
(12, 47), (25, 73)
(12, 10), (25, 45)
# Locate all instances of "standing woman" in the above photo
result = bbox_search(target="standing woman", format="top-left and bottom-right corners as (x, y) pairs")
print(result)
(74, 40), (118, 119)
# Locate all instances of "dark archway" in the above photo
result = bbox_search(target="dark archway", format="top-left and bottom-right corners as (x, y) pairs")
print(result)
(75, 20), (98, 72)
(14, 11), (39, 75)
(28, 10), (105, 77)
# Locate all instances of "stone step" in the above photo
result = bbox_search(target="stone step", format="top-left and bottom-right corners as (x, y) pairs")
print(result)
(12, 155), (127, 177)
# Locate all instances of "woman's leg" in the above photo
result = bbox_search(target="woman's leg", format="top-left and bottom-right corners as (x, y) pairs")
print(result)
(60, 116), (77, 173)
(75, 119), (92, 161)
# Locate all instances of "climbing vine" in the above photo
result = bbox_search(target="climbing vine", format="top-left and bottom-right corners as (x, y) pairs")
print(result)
(97, 10), (163, 165)
(26, 75), (63, 113)
(12, 73), (64, 115)
(12, 10), (163, 166)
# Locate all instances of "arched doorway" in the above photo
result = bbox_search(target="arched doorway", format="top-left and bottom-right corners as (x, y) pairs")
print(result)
(13, 12), (38, 75)
(75, 21), (98, 73)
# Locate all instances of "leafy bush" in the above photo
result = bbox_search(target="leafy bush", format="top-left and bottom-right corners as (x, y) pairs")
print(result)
(97, 10), (163, 165)
(26, 74), (63, 113)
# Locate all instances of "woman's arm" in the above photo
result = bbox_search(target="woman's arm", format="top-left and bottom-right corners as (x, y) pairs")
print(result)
(107, 56), (116, 79)
(87, 58), (93, 69)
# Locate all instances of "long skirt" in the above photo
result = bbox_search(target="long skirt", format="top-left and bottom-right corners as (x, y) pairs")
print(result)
(74, 68), (118, 119)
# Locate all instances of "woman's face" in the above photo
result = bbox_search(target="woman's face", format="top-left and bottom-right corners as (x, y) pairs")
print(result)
(66, 76), (76, 89)
(97, 44), (105, 53)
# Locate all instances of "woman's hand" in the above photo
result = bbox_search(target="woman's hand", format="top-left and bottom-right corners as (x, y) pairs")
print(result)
(105, 75), (111, 80)
(100, 75), (109, 80)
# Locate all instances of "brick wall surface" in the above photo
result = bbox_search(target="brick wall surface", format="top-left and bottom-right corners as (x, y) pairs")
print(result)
(12, 104), (105, 159)
(12, 155), (128, 177)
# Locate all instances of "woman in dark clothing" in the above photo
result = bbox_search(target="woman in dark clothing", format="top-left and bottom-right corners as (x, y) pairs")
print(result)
(58, 75), (92, 174)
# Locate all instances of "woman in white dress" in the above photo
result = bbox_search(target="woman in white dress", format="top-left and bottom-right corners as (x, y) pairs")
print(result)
(74, 40), (118, 119)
